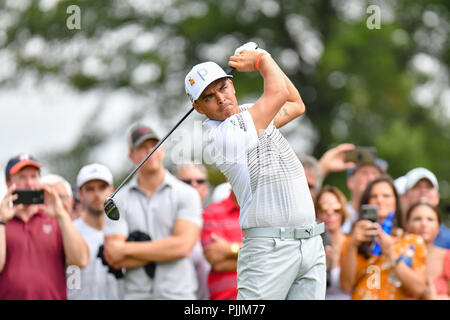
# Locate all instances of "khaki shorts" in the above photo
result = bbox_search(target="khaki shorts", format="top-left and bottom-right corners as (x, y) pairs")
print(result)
(236, 234), (326, 300)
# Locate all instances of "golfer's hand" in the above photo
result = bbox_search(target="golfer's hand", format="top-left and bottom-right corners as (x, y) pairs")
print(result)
(229, 50), (264, 72)
(0, 184), (21, 222)
(234, 42), (271, 57)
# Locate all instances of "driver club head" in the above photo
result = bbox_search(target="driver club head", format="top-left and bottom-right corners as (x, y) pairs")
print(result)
(104, 196), (120, 221)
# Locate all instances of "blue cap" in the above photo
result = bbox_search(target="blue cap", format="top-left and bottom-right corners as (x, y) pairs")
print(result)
(5, 153), (42, 179)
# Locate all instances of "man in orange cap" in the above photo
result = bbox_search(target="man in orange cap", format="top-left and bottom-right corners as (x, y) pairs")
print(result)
(0, 153), (89, 299)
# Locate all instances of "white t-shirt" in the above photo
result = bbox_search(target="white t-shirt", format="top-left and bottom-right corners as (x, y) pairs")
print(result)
(341, 202), (358, 234)
(203, 103), (315, 229)
(326, 267), (351, 300)
(67, 218), (124, 300)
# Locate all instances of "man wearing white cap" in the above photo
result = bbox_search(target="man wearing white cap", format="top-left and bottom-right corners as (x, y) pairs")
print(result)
(403, 167), (450, 249)
(67, 163), (124, 300)
(185, 43), (326, 299)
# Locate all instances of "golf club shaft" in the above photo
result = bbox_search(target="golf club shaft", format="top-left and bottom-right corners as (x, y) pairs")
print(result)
(110, 107), (195, 198)
(109, 67), (234, 200)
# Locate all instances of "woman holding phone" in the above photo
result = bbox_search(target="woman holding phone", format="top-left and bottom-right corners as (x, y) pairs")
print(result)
(340, 176), (427, 299)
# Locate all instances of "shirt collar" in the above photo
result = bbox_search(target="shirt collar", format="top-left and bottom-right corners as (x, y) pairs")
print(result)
(130, 169), (175, 193)
(13, 209), (46, 223)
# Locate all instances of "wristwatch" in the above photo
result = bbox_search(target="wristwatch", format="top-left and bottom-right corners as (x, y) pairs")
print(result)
(230, 242), (240, 257)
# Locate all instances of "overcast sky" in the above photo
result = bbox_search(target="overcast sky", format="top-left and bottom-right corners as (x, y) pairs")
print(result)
(0, 74), (151, 198)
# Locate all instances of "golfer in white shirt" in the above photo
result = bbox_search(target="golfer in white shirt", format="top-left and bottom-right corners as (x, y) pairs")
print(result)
(185, 43), (326, 299)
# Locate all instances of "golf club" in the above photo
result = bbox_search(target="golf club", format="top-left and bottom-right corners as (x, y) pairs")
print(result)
(104, 66), (235, 220)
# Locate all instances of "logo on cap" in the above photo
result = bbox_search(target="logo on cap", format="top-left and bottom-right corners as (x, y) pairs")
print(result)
(189, 77), (195, 86)
(19, 153), (30, 161)
(138, 126), (150, 135)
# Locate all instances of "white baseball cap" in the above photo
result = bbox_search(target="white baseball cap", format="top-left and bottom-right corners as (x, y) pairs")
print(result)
(77, 163), (114, 188)
(394, 175), (407, 195)
(185, 61), (232, 103)
(404, 167), (439, 192)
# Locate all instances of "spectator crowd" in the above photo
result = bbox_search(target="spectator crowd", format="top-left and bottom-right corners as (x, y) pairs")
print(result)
(0, 123), (448, 300)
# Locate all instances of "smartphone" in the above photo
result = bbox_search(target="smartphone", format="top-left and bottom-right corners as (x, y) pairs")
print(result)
(345, 146), (376, 164)
(360, 204), (378, 223)
(13, 190), (45, 205)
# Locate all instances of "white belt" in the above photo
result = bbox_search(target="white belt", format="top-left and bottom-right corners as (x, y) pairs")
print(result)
(244, 223), (325, 240)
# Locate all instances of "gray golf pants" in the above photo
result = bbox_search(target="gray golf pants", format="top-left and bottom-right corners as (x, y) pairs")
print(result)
(236, 235), (326, 300)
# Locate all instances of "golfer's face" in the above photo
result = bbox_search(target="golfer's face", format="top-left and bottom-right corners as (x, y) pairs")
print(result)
(194, 78), (239, 121)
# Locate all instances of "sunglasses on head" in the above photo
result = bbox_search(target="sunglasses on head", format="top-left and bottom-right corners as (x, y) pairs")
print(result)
(182, 179), (206, 185)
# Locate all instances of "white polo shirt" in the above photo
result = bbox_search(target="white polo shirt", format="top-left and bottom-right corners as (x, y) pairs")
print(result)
(204, 103), (315, 230)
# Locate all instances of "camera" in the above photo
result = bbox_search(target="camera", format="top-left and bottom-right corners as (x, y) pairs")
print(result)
(13, 190), (45, 205)
(358, 204), (379, 258)
(359, 204), (378, 223)
(345, 146), (376, 164)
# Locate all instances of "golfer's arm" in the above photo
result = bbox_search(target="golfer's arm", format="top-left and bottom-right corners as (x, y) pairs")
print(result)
(273, 74), (306, 128)
(248, 55), (289, 135)
(125, 219), (200, 263)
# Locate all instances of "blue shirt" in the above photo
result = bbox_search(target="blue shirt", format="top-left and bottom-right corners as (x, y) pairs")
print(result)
(434, 224), (450, 249)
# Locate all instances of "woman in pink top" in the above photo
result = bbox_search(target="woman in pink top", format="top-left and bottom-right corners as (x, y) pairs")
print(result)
(406, 202), (450, 299)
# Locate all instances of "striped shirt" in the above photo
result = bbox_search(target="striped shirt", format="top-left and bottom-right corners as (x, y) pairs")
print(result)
(203, 103), (315, 230)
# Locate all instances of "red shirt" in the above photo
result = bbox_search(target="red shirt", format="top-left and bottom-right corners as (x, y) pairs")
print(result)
(0, 210), (67, 300)
(201, 194), (242, 300)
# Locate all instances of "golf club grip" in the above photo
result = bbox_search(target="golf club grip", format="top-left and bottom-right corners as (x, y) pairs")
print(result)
(110, 107), (195, 197)
(225, 66), (235, 75)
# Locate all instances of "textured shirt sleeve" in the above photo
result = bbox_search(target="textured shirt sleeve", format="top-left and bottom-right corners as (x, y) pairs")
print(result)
(209, 110), (259, 164)
(175, 184), (203, 228)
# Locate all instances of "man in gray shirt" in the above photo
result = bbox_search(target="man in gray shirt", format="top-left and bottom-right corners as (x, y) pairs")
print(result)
(103, 124), (203, 299)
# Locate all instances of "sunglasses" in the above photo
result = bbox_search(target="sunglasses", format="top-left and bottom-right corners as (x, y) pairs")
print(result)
(182, 179), (206, 185)
(318, 203), (342, 213)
